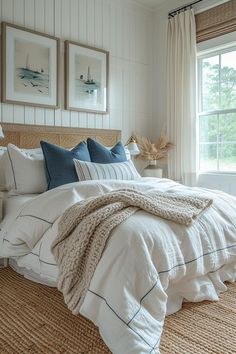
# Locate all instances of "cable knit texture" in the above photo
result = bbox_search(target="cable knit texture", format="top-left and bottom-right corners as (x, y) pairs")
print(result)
(51, 188), (212, 314)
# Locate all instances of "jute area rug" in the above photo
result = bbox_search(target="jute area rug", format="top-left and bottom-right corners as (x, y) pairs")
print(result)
(0, 268), (236, 354)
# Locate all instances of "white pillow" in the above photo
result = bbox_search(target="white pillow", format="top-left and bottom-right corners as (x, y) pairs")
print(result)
(0, 147), (7, 191)
(0, 147), (7, 156)
(5, 144), (47, 194)
(74, 159), (141, 181)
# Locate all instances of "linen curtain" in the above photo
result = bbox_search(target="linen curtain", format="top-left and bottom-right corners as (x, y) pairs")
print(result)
(167, 9), (197, 186)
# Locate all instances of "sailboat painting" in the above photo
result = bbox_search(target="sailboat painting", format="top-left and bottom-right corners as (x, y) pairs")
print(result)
(2, 22), (60, 108)
(75, 54), (101, 106)
(65, 41), (109, 114)
(14, 40), (50, 96)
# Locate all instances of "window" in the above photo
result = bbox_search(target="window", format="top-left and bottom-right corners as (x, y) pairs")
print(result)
(198, 47), (236, 172)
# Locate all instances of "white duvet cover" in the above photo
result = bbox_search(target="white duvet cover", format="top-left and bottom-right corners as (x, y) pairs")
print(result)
(1, 177), (236, 354)
(1, 194), (39, 223)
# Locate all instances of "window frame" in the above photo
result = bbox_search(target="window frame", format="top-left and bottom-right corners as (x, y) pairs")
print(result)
(197, 44), (236, 174)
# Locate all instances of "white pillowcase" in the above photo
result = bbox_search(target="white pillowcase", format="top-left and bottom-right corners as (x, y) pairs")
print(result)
(5, 144), (47, 194)
(74, 159), (141, 181)
(0, 147), (7, 191)
(0, 147), (7, 156)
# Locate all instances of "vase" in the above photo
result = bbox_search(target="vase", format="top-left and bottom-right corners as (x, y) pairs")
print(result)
(143, 160), (163, 178)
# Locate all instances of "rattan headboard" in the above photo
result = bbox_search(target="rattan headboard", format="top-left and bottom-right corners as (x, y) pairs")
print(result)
(0, 123), (121, 149)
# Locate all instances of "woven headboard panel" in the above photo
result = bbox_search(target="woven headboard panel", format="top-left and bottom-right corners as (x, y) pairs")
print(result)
(0, 123), (121, 149)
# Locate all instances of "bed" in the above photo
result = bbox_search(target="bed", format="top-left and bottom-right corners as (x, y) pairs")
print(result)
(1, 123), (236, 354)
(0, 122), (121, 284)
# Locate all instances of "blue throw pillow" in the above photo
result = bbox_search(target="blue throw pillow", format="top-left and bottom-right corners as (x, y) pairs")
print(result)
(87, 138), (127, 163)
(40, 141), (91, 190)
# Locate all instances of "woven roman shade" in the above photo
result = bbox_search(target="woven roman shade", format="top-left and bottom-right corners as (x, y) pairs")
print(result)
(196, 0), (236, 42)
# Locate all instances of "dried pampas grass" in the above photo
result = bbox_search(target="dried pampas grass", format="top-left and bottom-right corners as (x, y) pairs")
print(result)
(134, 132), (174, 161)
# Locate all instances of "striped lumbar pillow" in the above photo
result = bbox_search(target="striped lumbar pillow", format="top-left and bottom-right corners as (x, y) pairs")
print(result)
(74, 159), (141, 181)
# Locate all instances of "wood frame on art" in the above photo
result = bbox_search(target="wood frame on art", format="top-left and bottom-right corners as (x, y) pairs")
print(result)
(1, 22), (60, 109)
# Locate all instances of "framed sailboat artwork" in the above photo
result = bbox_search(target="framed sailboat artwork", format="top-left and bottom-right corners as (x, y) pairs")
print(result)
(65, 41), (109, 114)
(1, 22), (60, 109)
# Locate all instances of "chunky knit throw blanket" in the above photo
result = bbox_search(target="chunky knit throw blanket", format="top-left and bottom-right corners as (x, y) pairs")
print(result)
(51, 188), (212, 315)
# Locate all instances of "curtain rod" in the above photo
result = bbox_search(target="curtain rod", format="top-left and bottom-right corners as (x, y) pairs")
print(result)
(168, 0), (203, 18)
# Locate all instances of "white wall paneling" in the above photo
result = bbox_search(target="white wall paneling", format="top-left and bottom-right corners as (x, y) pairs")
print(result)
(198, 173), (236, 196)
(0, 0), (154, 141)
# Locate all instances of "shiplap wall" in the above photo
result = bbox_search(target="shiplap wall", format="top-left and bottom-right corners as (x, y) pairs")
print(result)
(0, 0), (153, 141)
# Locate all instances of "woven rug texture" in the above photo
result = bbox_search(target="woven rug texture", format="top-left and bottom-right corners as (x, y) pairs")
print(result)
(0, 268), (236, 354)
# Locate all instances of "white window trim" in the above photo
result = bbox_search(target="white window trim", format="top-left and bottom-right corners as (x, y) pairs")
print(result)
(197, 31), (236, 175)
(197, 31), (236, 55)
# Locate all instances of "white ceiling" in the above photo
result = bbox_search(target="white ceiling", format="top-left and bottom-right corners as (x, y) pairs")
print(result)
(133, 0), (167, 9)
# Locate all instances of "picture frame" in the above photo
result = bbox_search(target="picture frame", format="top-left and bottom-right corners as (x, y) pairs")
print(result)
(65, 40), (109, 114)
(1, 22), (60, 109)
